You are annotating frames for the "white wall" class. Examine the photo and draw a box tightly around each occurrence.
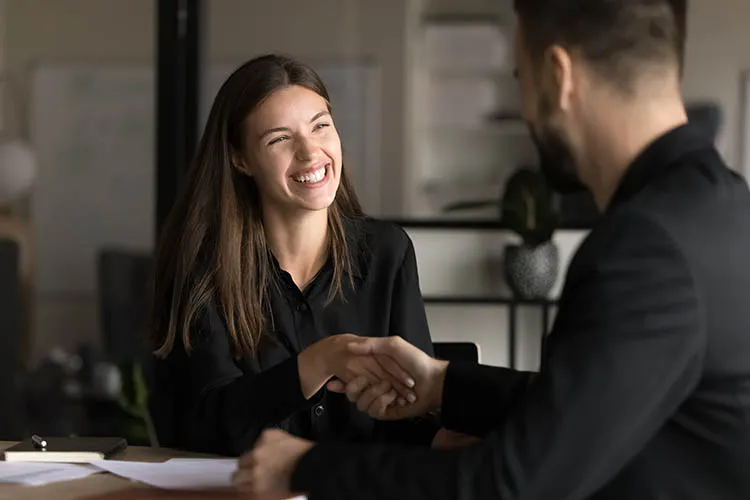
[681,0,750,172]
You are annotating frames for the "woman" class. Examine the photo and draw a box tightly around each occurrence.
[148,54,437,456]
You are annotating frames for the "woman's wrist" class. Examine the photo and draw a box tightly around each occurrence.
[297,338,335,399]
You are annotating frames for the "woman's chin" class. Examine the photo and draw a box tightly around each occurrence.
[288,185,340,212]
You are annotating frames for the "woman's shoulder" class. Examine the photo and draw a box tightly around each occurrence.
[344,217,417,279]
[347,216,414,257]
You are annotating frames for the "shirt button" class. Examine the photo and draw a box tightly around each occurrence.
[297,303,308,312]
[313,404,325,417]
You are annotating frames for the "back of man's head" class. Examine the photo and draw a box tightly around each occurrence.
[513,0,687,92]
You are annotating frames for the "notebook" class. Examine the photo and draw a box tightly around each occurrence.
[2,437,128,463]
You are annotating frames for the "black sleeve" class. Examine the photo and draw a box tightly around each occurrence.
[440,361,532,437]
[290,213,705,500]
[160,305,316,456]
[374,235,440,446]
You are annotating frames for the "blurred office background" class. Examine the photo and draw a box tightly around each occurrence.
[0,0,747,442]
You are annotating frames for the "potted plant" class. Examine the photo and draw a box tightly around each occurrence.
[116,360,158,446]
[443,167,561,299]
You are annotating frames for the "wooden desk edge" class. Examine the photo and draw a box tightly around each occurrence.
[0,441,231,500]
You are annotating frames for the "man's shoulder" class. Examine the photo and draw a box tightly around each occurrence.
[567,208,680,284]
[632,149,750,227]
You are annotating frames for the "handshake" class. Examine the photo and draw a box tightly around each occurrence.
[299,334,450,421]
[233,335,478,497]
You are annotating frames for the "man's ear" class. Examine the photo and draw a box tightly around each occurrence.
[544,45,574,112]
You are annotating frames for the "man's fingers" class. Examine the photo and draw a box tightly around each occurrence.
[375,353,416,389]
[348,337,417,386]
[348,355,416,402]
[357,359,414,399]
[238,451,255,468]
[357,362,386,385]
[232,467,254,490]
[347,339,376,356]
[348,336,403,357]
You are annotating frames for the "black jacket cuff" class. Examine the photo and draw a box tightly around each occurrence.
[441,360,526,436]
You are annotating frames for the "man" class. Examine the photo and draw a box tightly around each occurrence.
[233,0,750,498]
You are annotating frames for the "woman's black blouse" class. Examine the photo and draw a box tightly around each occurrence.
[149,217,439,456]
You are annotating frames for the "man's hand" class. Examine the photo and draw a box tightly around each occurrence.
[233,429,312,500]
[298,334,416,402]
[327,336,449,420]
[431,427,481,449]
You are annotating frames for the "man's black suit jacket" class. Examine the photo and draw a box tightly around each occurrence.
[291,124,750,499]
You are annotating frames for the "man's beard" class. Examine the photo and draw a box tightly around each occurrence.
[528,91,587,194]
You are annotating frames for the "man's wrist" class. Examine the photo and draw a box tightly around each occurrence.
[429,360,450,411]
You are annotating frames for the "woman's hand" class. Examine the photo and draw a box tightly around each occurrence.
[297,334,417,402]
[327,336,449,421]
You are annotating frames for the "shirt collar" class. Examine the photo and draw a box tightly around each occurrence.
[269,215,367,282]
[607,123,715,211]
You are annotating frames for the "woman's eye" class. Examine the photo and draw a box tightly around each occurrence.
[268,136,288,145]
[313,122,330,131]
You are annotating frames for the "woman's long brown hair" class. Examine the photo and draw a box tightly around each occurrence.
[150,54,363,358]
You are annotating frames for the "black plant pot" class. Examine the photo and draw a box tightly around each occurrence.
[504,241,559,299]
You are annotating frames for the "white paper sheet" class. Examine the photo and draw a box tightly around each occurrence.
[90,458,238,491]
[0,462,101,486]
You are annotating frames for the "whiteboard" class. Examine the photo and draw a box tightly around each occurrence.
[30,60,382,293]
[31,64,156,294]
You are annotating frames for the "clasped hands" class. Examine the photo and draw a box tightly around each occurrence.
[232,335,456,499]
[325,334,447,419]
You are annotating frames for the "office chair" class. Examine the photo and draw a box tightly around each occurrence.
[433,342,481,363]
[97,248,154,363]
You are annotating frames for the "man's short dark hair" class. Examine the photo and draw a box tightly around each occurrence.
[514,0,687,90]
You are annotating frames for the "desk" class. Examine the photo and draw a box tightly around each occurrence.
[0,441,243,500]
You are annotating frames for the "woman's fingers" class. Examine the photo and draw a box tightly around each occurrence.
[367,388,398,418]
[355,380,392,413]
[344,375,370,403]
[326,378,345,393]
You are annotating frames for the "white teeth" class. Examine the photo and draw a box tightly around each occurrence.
[293,166,326,183]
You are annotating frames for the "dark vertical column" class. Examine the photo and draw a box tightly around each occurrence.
[155,0,202,239]
[508,303,517,369]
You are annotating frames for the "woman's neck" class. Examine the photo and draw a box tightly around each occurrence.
[263,207,330,290]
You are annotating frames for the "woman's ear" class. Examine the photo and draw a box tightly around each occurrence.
[231,151,253,177]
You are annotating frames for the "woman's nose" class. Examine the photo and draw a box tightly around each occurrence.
[295,136,319,162]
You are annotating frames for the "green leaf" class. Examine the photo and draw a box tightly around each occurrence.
[500,167,560,245]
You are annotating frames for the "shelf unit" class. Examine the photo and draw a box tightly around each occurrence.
[421,294,556,369]
[406,9,533,218]
[390,216,568,369]
[400,2,568,370]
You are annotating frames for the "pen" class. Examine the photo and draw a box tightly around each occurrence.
[31,434,47,449]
